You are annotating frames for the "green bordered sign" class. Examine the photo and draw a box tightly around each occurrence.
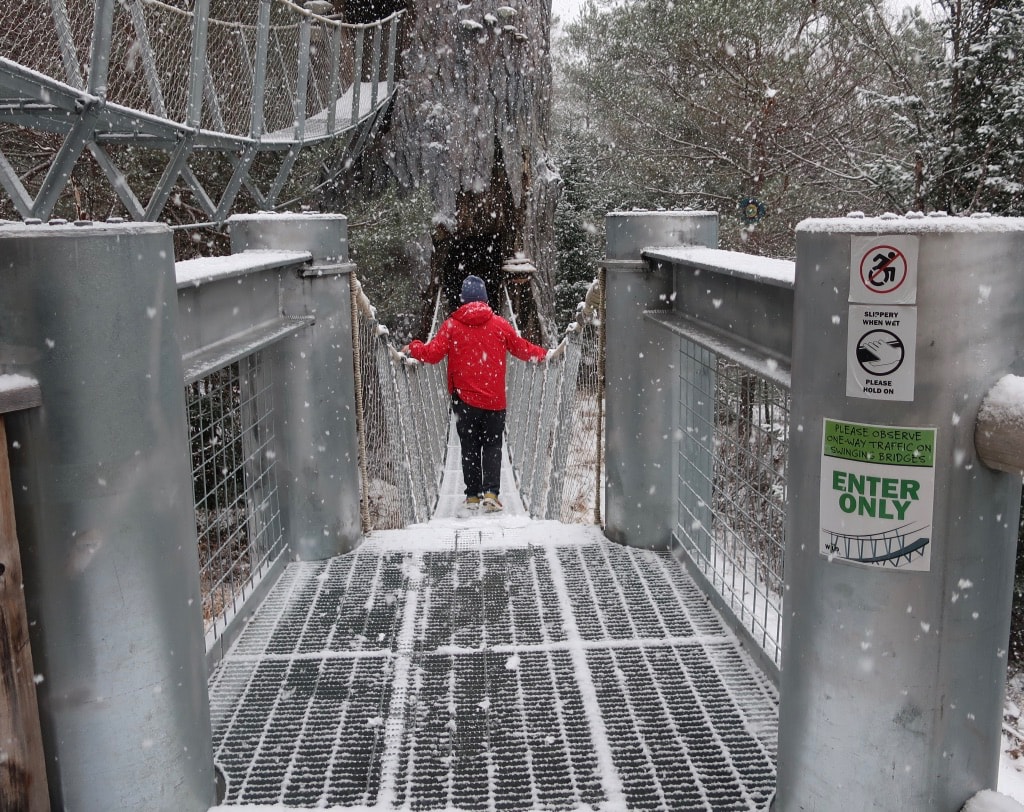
[819,418,936,571]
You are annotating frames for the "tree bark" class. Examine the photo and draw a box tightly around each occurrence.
[350,0,560,342]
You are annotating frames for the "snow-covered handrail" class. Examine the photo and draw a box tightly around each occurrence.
[0,373,41,415]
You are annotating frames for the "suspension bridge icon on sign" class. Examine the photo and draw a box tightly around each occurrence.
[822,522,931,567]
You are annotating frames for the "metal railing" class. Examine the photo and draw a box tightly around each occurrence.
[175,213,365,664]
[674,345,788,667]
[0,211,364,808]
[0,0,401,222]
[351,277,450,531]
[506,275,605,523]
[652,243,793,674]
[0,0,399,141]
[187,357,286,653]
[605,216,794,677]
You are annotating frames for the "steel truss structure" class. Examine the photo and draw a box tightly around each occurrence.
[0,0,400,224]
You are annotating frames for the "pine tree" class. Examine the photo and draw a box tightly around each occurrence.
[556,0,928,255]
[929,0,1024,214]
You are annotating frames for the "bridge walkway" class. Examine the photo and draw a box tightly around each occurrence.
[207,425,779,810]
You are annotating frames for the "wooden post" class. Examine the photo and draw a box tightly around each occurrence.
[0,414,50,812]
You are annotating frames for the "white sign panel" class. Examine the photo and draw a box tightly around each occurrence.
[820,418,936,572]
[846,304,917,400]
[849,235,919,304]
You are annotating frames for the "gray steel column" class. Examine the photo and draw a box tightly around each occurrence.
[251,0,272,139]
[87,0,115,98]
[186,0,210,128]
[775,215,1024,811]
[0,221,214,811]
[603,211,718,549]
[229,212,362,560]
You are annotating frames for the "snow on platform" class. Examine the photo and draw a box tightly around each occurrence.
[208,520,778,810]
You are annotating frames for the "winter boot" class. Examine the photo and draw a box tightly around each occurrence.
[481,492,503,512]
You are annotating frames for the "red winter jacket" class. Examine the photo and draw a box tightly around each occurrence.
[406,301,547,410]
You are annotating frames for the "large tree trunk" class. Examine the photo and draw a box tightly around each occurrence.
[340,0,560,342]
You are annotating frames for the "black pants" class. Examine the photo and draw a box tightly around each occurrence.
[452,394,505,496]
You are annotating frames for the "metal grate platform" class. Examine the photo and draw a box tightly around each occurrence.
[209,524,778,810]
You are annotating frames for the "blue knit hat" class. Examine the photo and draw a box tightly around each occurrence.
[460,274,488,304]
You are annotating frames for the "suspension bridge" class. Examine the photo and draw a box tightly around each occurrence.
[3,4,1024,812]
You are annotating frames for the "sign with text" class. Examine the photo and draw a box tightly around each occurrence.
[820,418,936,571]
[850,235,919,304]
[846,305,917,400]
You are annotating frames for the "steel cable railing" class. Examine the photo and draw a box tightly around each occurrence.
[351,276,449,531]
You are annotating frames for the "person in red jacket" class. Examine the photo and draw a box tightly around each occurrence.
[403,274,549,512]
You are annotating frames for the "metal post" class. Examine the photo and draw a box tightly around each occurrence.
[127,0,167,118]
[251,0,272,139]
[295,13,313,140]
[386,15,399,96]
[369,22,382,109]
[0,221,215,811]
[602,211,718,549]
[50,0,84,89]
[187,0,211,128]
[87,0,115,98]
[775,214,1024,811]
[350,29,364,125]
[327,24,341,133]
[228,212,362,560]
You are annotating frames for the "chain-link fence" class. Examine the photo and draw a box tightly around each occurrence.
[674,341,788,666]
[351,276,450,531]
[506,275,605,524]
[187,353,285,650]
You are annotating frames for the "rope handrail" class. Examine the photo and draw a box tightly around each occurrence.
[350,274,605,530]
[505,274,605,523]
[351,276,449,531]
[138,0,402,33]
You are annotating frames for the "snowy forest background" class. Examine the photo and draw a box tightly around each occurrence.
[9,0,1021,663]
[343,0,1024,661]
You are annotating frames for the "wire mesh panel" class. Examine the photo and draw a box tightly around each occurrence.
[205,17,259,135]
[506,276,605,524]
[674,340,788,666]
[103,0,194,121]
[0,0,81,88]
[187,352,286,651]
[352,277,449,531]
